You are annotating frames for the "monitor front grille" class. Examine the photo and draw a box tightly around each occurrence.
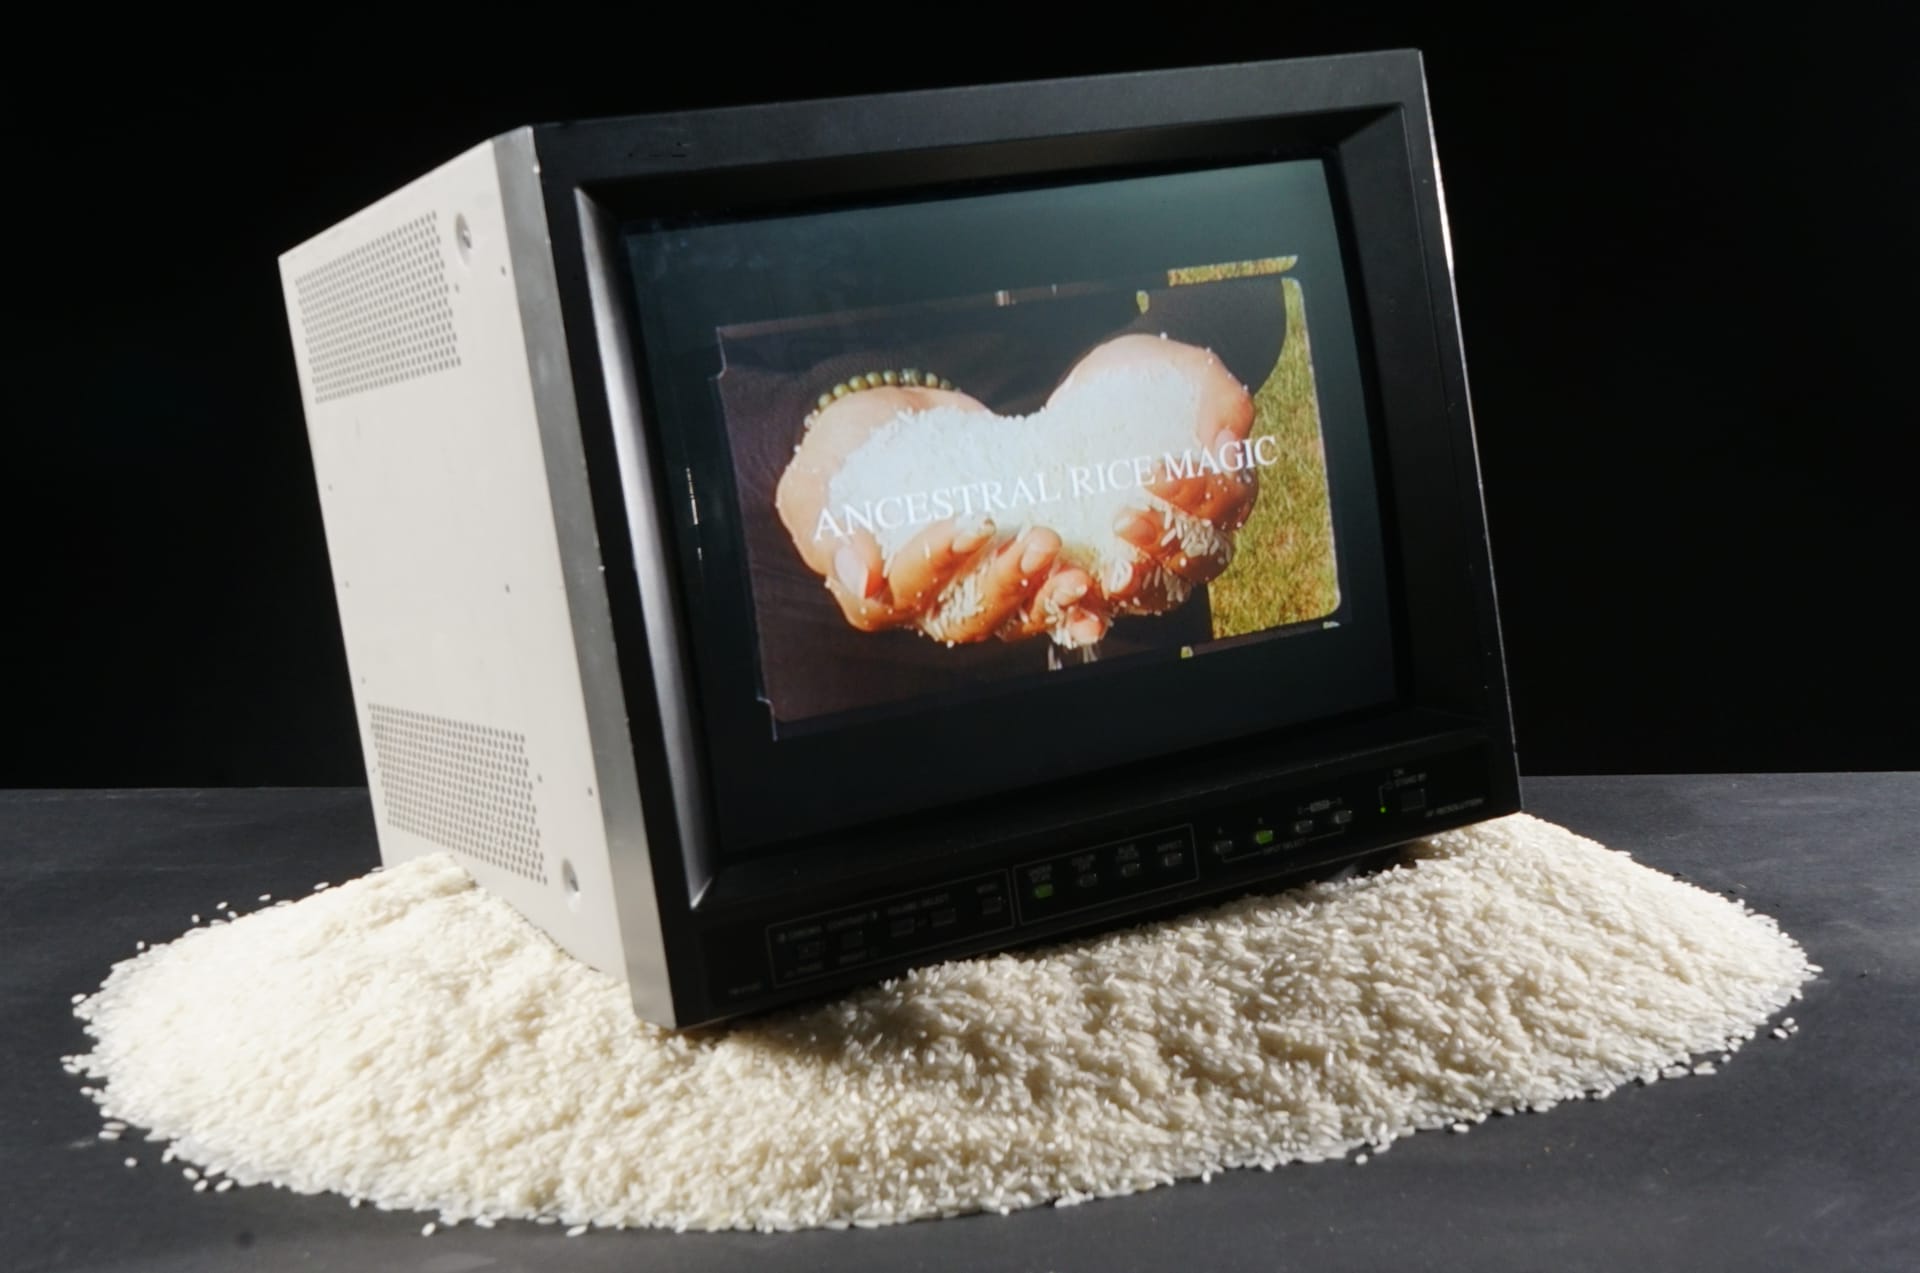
[294,211,460,403]
[368,704,546,883]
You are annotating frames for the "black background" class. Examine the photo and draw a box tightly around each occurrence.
[8,16,1915,786]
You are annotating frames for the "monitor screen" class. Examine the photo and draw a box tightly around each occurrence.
[625,157,1398,857]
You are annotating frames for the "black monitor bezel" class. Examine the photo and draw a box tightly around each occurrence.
[531,50,1515,1015]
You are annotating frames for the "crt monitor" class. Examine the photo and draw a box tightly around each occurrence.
[278,49,1518,1028]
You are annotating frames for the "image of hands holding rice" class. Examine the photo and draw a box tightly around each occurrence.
[717,261,1343,724]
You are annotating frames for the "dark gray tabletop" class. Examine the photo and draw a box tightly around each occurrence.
[5,775,1916,1272]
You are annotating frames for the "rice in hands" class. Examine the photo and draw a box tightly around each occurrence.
[824,365,1234,646]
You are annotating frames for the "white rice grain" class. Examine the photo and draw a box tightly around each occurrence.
[70,814,1812,1233]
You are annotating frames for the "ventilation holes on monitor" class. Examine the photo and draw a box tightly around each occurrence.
[294,211,460,403]
[368,705,546,883]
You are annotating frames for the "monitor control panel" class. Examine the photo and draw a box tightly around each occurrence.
[766,870,1015,988]
[729,743,1494,1007]
[1015,826,1198,925]
[1193,750,1487,874]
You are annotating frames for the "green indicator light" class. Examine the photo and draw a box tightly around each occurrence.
[1379,805,1387,814]
[1033,883,1054,900]
[1253,828,1275,846]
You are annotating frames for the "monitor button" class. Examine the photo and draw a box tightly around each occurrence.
[1291,818,1315,836]
[980,895,1005,917]
[1159,850,1186,871]
[1075,872,1100,890]
[1330,809,1354,827]
[1118,861,1143,880]
[888,916,917,938]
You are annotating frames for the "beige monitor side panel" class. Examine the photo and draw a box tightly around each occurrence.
[276,132,672,1023]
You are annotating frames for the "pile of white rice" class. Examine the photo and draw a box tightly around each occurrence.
[826,364,1229,643]
[68,813,1813,1234]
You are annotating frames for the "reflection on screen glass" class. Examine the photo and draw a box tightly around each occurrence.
[626,158,1397,854]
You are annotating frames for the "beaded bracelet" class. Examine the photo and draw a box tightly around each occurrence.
[806,369,957,427]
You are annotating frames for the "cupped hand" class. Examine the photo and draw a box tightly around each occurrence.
[919,527,1109,647]
[775,385,1099,641]
[1048,334,1258,608]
